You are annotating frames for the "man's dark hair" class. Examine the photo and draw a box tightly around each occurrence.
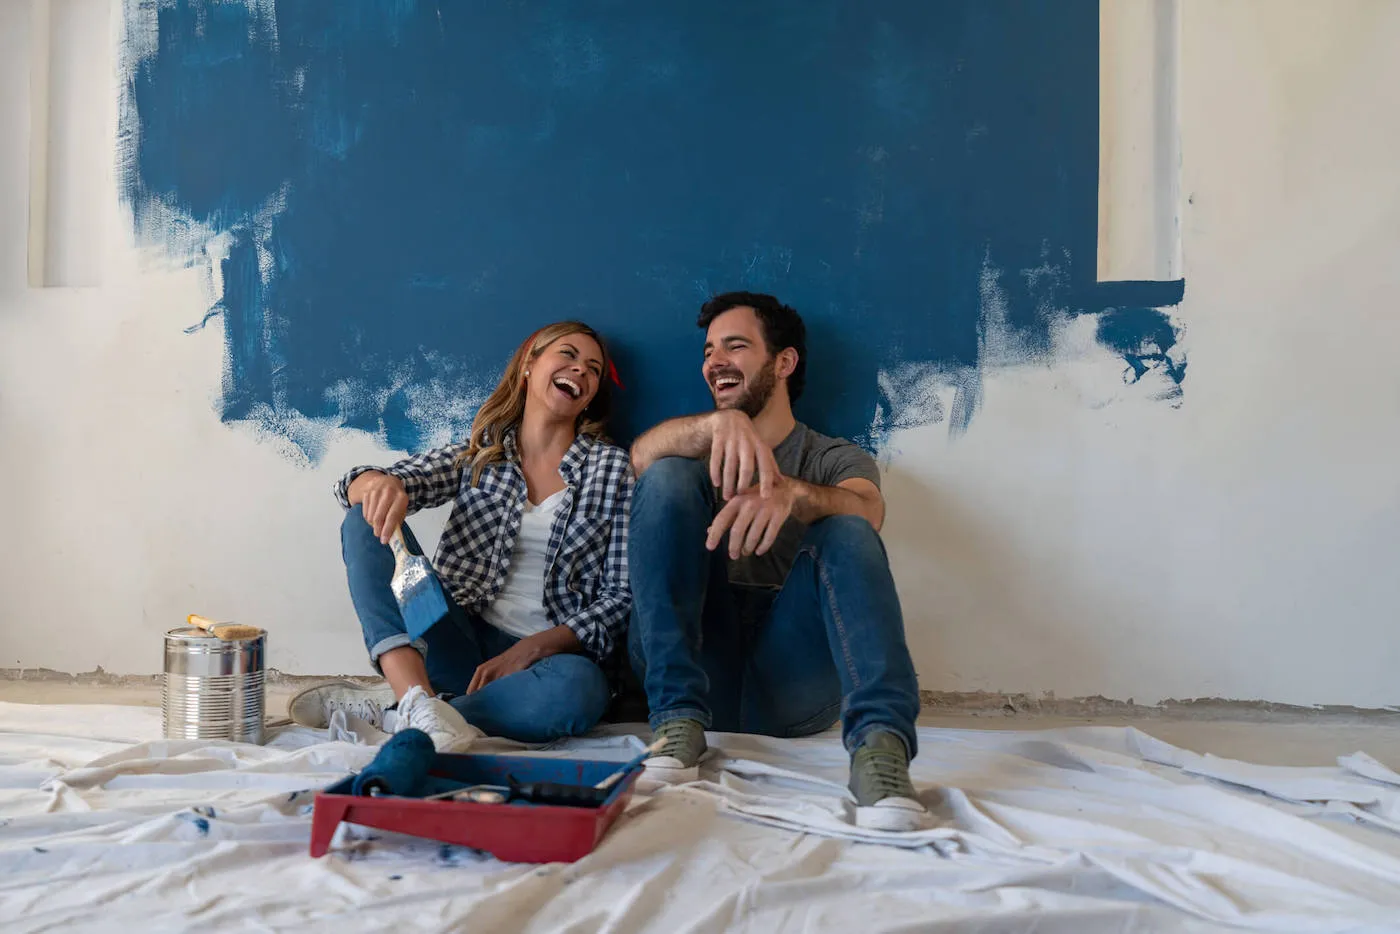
[697,291,808,403]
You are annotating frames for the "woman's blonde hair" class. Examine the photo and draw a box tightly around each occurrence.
[455,321,616,486]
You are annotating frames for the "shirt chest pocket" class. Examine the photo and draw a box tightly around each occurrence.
[446,488,513,574]
[559,514,609,587]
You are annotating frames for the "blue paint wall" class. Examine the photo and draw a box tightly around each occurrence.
[122,0,1183,456]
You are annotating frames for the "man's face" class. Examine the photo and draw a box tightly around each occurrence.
[703,306,777,419]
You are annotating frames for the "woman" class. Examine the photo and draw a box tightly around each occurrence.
[289,322,633,749]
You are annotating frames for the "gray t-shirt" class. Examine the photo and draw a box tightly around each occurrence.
[726,422,882,589]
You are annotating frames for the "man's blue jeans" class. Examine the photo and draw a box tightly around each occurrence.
[627,457,920,756]
[341,504,610,743]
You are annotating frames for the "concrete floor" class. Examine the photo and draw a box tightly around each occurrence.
[3,679,1399,767]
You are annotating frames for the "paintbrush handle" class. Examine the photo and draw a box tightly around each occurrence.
[187,614,220,632]
[593,738,668,790]
[387,526,410,568]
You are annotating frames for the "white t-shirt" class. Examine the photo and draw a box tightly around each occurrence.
[480,488,566,640]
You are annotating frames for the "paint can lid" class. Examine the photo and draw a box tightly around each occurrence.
[164,625,265,643]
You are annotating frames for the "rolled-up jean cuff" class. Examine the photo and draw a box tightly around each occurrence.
[649,706,712,732]
[368,634,428,671]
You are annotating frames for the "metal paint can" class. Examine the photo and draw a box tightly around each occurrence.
[162,626,266,744]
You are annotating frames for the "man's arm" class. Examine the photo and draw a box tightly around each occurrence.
[630,413,715,475]
[709,475,886,558]
[791,477,885,532]
[633,410,781,499]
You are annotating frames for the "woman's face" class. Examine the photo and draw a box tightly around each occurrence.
[526,332,605,421]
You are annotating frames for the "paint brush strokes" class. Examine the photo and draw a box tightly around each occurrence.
[118,0,1185,459]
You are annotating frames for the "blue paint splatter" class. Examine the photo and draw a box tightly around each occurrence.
[120,0,1185,455]
[33,847,48,853]
[1096,307,1187,388]
[180,812,211,836]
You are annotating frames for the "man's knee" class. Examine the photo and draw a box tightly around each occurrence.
[635,456,710,501]
[803,514,882,553]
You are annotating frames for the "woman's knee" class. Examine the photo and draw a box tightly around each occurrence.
[532,654,611,736]
[341,503,376,544]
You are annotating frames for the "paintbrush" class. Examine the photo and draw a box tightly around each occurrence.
[388,526,451,639]
[593,738,668,790]
[187,614,262,641]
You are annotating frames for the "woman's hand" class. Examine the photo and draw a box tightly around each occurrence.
[348,471,409,544]
[467,626,582,693]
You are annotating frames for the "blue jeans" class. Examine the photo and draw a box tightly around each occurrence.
[627,457,921,756]
[341,504,611,743]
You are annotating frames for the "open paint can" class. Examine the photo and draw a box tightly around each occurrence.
[162,625,267,744]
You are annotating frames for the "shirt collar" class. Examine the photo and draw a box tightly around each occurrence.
[502,429,591,487]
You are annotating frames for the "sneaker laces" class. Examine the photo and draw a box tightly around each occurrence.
[399,688,443,734]
[655,720,697,757]
[861,748,916,798]
[327,696,385,726]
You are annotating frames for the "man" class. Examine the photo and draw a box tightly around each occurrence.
[628,291,926,831]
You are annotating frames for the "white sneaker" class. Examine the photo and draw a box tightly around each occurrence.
[288,679,395,729]
[388,685,483,752]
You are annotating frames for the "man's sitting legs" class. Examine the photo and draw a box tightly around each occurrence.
[746,514,926,830]
[628,458,927,828]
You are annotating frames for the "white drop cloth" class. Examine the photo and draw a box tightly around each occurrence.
[2,702,1399,933]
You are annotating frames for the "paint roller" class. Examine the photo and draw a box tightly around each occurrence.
[352,728,438,797]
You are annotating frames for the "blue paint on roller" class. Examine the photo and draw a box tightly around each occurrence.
[351,728,438,797]
[121,1,1187,454]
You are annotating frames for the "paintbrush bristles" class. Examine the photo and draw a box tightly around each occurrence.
[207,624,263,641]
[388,527,451,638]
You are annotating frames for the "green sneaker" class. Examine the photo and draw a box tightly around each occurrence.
[849,731,927,831]
[644,718,708,783]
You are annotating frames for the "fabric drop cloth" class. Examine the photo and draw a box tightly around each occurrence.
[2,701,1399,933]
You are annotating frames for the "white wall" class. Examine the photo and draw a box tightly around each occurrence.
[1,1,1396,707]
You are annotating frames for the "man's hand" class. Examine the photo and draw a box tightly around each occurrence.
[348,471,409,544]
[466,626,581,693]
[707,475,798,558]
[709,410,781,500]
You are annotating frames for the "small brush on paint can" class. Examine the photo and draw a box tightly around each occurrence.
[187,613,263,641]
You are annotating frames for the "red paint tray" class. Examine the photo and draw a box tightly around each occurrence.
[310,751,641,863]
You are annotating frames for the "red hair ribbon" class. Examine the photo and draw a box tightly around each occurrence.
[607,359,625,389]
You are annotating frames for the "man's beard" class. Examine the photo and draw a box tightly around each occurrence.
[713,359,777,419]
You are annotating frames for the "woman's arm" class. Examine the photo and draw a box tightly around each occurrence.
[465,624,581,693]
[334,441,469,514]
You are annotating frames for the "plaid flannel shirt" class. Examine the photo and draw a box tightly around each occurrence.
[334,432,633,664]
